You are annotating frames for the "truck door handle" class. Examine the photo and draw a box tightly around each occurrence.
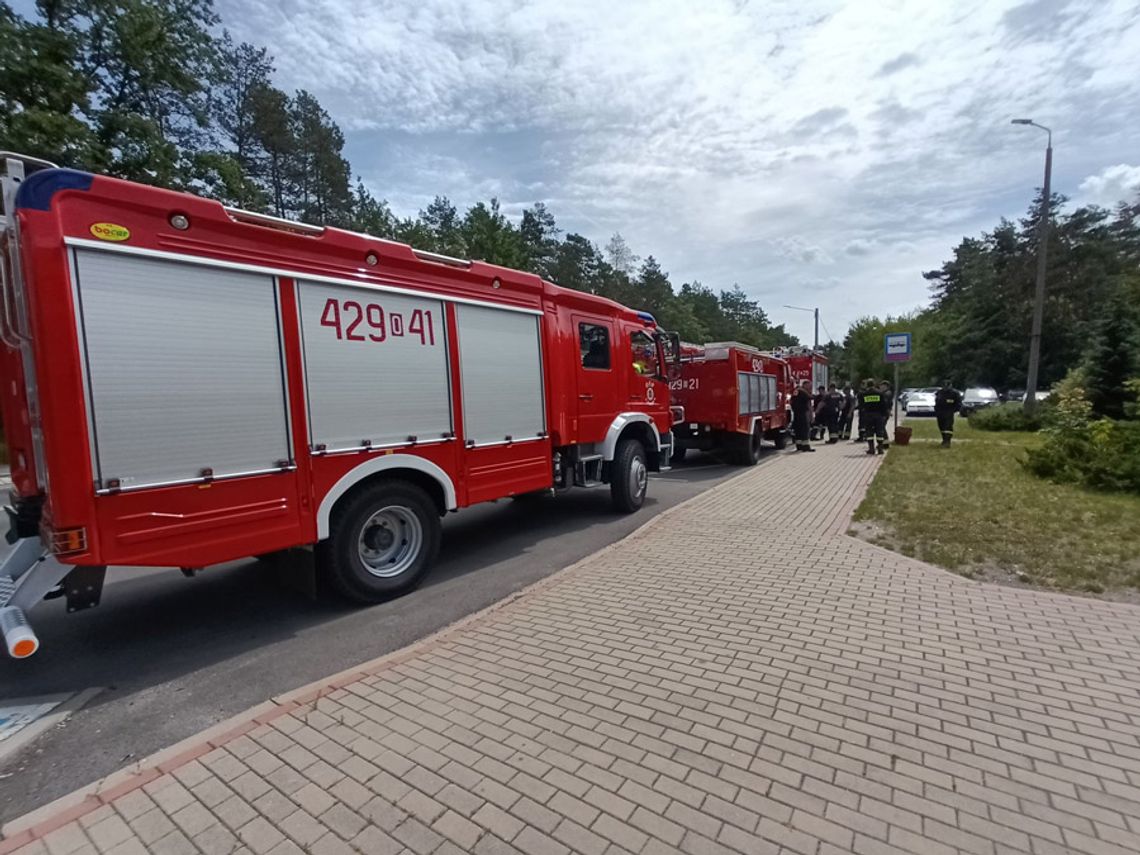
[579,393,593,401]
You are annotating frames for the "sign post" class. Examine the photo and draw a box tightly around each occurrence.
[884,333,912,429]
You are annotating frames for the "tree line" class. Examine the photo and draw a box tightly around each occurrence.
[0,0,797,350]
[834,190,1140,394]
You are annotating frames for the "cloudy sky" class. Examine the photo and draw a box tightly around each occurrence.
[216,0,1140,344]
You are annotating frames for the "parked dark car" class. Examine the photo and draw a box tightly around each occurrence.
[962,386,1000,416]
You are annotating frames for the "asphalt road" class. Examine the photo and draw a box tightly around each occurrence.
[0,452,761,824]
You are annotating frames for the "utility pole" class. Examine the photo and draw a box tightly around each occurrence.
[784,305,820,350]
[1012,119,1053,413]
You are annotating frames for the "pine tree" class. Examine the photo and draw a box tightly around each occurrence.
[351,180,396,239]
[462,199,526,268]
[248,84,293,217]
[209,34,274,208]
[519,202,560,278]
[78,0,223,187]
[1085,291,1139,420]
[420,197,466,257]
[0,5,100,166]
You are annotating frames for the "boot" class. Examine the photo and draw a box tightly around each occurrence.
[797,444,816,453]
[866,441,875,455]
[941,434,951,448]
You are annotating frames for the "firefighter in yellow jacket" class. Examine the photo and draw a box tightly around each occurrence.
[859,379,889,455]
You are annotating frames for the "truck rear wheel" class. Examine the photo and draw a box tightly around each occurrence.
[611,438,648,513]
[773,430,788,450]
[746,428,762,465]
[671,444,687,464]
[320,480,441,603]
[734,430,761,466]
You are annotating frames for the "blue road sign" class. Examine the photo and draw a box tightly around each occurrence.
[884,332,912,363]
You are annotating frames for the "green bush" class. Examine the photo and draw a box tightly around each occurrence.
[1023,385,1140,494]
[970,401,1043,432]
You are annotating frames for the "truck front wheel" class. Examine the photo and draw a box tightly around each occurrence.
[611,438,648,513]
[320,480,441,603]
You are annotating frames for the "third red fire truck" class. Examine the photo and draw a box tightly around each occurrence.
[775,345,830,392]
[0,153,679,658]
[669,342,793,465]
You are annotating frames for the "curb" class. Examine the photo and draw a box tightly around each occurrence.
[0,461,767,849]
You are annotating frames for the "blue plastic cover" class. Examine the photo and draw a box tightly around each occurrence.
[14,168,94,212]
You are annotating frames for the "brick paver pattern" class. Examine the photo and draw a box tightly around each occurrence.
[10,444,1140,855]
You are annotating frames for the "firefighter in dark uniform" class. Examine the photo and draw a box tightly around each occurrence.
[820,383,844,443]
[811,385,826,440]
[839,385,856,440]
[934,380,963,447]
[790,380,815,452]
[859,379,889,455]
[854,381,870,443]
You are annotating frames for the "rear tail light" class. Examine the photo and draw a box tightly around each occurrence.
[44,525,87,556]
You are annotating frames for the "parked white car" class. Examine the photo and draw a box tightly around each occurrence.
[905,389,937,416]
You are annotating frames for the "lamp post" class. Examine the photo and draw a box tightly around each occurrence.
[1011,118,1052,413]
[784,305,819,350]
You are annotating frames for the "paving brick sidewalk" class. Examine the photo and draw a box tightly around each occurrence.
[4,442,1140,855]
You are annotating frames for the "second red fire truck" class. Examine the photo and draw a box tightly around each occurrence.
[669,342,793,465]
[0,154,680,657]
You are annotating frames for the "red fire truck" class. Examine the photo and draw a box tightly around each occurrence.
[669,342,792,465]
[774,346,829,392]
[0,154,678,658]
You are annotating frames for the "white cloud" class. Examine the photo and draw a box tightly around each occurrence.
[1076,164,1140,208]
[216,0,1140,345]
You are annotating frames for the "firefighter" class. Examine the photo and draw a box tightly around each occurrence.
[854,380,870,443]
[820,383,844,443]
[878,380,894,426]
[839,384,856,440]
[934,380,963,447]
[791,380,815,452]
[811,385,826,440]
[859,379,889,455]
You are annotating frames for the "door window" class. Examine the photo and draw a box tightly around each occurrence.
[580,323,611,370]
[630,331,660,378]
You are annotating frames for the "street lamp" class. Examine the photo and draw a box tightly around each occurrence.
[784,305,819,350]
[1011,118,1053,413]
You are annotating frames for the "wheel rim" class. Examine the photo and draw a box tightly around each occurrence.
[357,505,423,578]
[631,455,647,500]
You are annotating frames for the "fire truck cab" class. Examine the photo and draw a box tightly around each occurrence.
[0,154,677,657]
[669,341,792,465]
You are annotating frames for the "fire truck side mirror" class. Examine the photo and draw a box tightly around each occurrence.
[659,332,681,381]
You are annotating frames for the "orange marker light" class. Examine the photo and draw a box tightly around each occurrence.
[11,637,37,658]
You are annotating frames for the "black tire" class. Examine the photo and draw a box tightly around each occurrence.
[747,428,762,465]
[318,480,441,603]
[773,430,788,450]
[671,443,687,464]
[733,430,761,466]
[610,438,648,513]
